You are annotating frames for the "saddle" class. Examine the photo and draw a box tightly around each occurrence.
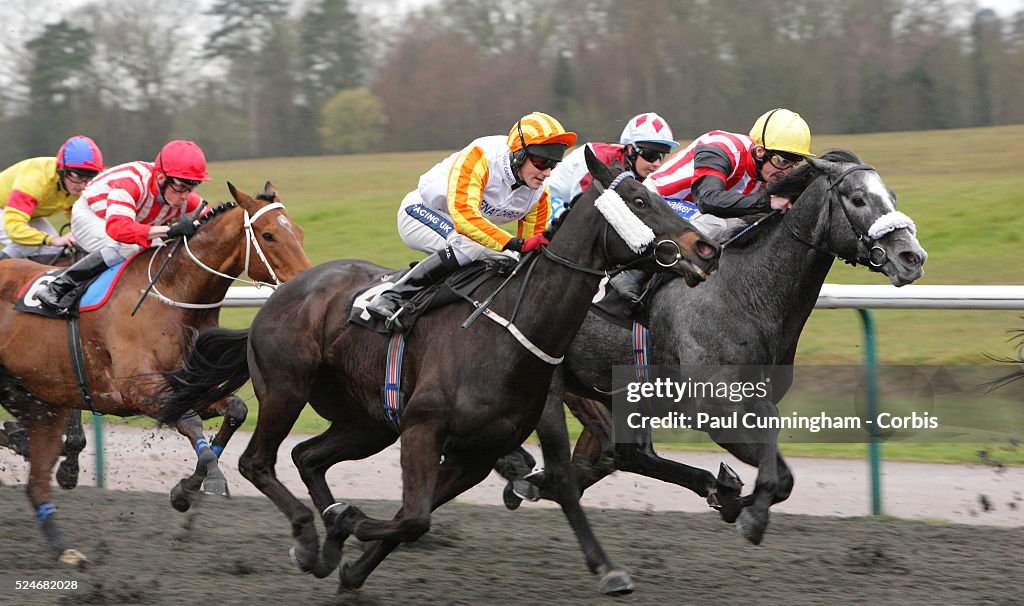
[590,272,675,329]
[349,258,517,334]
[15,261,130,319]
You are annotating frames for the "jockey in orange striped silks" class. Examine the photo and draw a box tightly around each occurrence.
[366,112,577,331]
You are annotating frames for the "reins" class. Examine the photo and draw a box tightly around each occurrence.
[459,170,689,365]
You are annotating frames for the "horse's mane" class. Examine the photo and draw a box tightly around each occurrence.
[766,149,862,200]
[548,165,635,238]
[725,149,863,251]
[198,201,238,225]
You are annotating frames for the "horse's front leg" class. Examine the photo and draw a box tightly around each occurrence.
[346,421,445,545]
[711,399,794,545]
[339,451,497,591]
[612,424,745,523]
[169,409,229,513]
[24,406,86,564]
[291,419,397,579]
[56,411,86,490]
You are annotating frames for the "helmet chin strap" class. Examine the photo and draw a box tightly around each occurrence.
[623,144,639,174]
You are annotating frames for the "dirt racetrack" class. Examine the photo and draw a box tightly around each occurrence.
[0,483,1021,606]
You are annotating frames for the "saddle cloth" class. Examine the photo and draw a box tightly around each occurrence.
[590,273,675,329]
[15,260,130,319]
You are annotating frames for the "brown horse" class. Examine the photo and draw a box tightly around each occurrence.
[156,149,720,595]
[0,182,311,563]
[0,246,91,487]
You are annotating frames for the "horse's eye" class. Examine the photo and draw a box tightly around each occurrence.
[633,197,647,208]
[850,196,866,207]
[262,232,275,242]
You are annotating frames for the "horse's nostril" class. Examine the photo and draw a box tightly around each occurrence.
[696,240,718,259]
[900,251,920,267]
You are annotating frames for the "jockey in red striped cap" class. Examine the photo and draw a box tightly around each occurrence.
[0,136,104,261]
[546,112,679,220]
[36,140,211,313]
[366,111,577,331]
[610,109,814,302]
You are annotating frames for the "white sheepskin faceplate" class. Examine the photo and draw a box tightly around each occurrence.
[868,211,916,240]
[593,188,655,254]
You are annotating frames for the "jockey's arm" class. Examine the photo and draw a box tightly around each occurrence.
[691,146,770,218]
[3,194,51,247]
[518,189,551,239]
[105,212,162,247]
[446,146,512,252]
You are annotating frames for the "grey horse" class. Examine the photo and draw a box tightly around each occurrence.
[497,149,928,547]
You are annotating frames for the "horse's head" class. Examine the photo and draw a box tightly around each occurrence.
[776,150,927,287]
[222,181,313,284]
[553,146,719,286]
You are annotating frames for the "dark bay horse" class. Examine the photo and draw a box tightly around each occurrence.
[155,149,720,595]
[0,183,311,563]
[498,150,928,545]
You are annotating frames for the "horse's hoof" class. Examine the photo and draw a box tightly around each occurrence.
[736,509,769,545]
[717,462,744,490]
[289,545,315,574]
[202,476,230,498]
[56,460,80,490]
[57,548,87,565]
[338,562,365,591]
[709,492,744,524]
[599,569,634,596]
[170,483,192,512]
[708,464,744,524]
[3,422,29,459]
[502,482,523,510]
[511,479,540,502]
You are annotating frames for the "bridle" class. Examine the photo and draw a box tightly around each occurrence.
[146,201,287,309]
[462,170,701,366]
[541,171,696,278]
[784,163,901,269]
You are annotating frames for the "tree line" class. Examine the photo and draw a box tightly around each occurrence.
[1,0,1020,167]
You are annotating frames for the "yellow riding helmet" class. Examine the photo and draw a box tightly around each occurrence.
[749,108,815,158]
[507,112,578,161]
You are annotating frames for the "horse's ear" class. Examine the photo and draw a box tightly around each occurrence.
[227,181,252,205]
[806,157,842,178]
[584,145,613,188]
[264,181,277,196]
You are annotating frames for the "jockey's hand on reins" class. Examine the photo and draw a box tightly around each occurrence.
[166,215,200,239]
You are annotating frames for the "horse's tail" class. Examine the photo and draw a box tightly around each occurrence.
[985,359,1024,392]
[156,327,252,424]
[983,327,1024,392]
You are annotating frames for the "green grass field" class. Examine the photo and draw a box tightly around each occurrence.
[11,125,1024,465]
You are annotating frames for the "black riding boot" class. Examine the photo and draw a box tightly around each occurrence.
[365,251,459,331]
[608,268,649,303]
[36,250,110,312]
